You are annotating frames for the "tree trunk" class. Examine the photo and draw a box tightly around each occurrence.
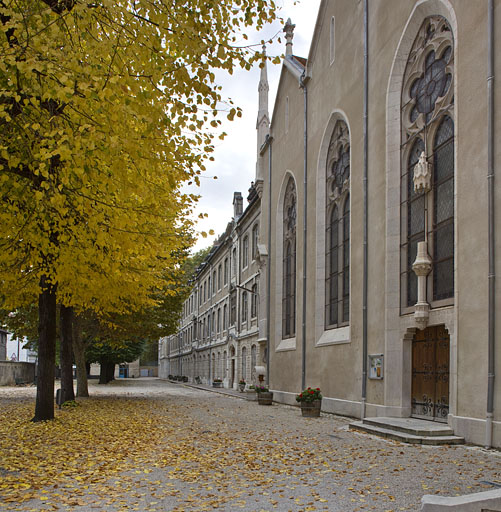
[106,362,115,383]
[59,305,75,403]
[33,277,57,422]
[73,315,89,397]
[99,361,115,384]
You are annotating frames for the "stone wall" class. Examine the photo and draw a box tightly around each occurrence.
[0,361,35,386]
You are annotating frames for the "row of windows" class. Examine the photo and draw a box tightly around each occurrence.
[182,224,260,319]
[172,346,258,382]
[179,287,259,347]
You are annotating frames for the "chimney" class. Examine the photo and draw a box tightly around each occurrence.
[284,18,295,57]
[233,192,243,219]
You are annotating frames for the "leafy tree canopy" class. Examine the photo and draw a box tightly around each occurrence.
[0,0,277,315]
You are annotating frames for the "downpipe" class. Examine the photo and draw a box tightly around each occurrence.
[485,0,495,450]
[361,0,369,419]
[300,72,308,391]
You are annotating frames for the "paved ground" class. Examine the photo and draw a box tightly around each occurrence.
[0,378,499,512]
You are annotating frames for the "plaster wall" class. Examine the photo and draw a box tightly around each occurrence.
[265,0,501,446]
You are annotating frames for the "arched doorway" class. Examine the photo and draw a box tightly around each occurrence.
[230,346,236,388]
[411,325,449,422]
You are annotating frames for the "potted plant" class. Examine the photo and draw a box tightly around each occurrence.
[212,378,223,388]
[256,385,273,405]
[238,379,246,392]
[296,387,322,417]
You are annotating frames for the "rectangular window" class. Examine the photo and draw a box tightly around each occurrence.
[241,292,248,323]
[242,237,249,268]
[230,293,236,326]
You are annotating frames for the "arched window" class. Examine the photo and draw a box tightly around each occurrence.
[251,283,258,318]
[252,224,259,259]
[241,346,247,380]
[217,264,222,290]
[251,345,257,381]
[325,119,350,328]
[232,248,237,277]
[282,177,296,338]
[400,16,454,309]
[241,291,248,323]
[224,258,229,285]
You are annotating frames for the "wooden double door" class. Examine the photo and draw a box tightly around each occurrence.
[411,325,450,422]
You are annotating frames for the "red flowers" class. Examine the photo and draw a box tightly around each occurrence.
[296,387,322,403]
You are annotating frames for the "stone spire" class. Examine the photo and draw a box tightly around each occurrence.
[257,44,269,126]
[255,45,270,184]
[284,18,295,57]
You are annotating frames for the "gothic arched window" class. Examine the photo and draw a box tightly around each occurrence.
[401,16,454,309]
[282,177,296,338]
[325,119,350,328]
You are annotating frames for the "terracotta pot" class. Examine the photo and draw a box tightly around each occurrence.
[257,391,273,405]
[300,399,321,417]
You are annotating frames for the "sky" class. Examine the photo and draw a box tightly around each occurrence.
[186,0,321,252]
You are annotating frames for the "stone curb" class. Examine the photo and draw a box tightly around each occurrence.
[421,488,501,511]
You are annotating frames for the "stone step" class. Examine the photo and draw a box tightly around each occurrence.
[350,421,465,445]
[362,416,455,437]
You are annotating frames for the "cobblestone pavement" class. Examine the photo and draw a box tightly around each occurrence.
[0,378,499,512]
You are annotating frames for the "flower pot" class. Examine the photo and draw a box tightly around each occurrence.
[212,381,223,388]
[257,391,273,405]
[239,383,246,392]
[300,399,322,417]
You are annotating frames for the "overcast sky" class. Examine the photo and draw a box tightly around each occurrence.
[186,0,321,252]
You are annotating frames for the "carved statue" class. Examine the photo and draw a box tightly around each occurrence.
[413,151,432,194]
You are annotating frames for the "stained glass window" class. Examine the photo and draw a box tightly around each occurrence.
[401,16,454,310]
[325,119,350,328]
[283,177,296,338]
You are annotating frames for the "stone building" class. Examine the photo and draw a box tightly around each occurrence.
[161,0,500,448]
[159,187,265,388]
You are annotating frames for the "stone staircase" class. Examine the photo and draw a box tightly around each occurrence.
[349,417,464,445]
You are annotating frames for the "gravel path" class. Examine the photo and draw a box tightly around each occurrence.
[0,378,499,512]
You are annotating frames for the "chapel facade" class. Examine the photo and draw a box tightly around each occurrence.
[160,0,501,448]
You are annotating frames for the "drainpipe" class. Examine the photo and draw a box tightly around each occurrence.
[264,135,273,386]
[486,0,495,449]
[209,264,213,383]
[300,72,308,391]
[361,0,369,419]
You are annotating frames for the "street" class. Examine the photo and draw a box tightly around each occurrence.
[0,379,499,512]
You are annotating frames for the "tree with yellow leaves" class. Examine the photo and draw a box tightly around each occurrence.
[0,0,277,420]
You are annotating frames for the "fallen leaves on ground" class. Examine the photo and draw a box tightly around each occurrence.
[0,388,499,512]
[0,397,168,507]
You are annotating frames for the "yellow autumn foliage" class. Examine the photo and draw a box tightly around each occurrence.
[0,0,277,314]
